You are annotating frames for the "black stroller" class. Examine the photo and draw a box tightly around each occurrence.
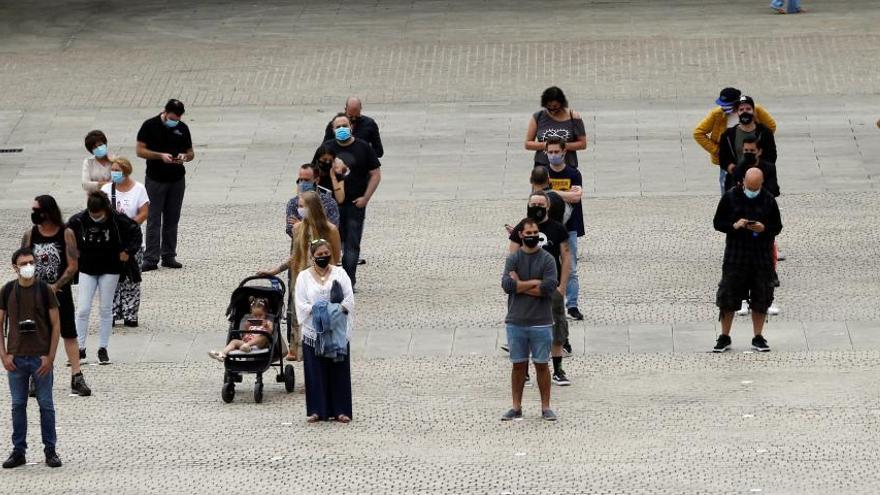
[221,275,295,403]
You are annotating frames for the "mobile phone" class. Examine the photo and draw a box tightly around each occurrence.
[745,220,757,226]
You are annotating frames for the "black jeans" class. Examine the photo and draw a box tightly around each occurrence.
[338,202,366,288]
[144,177,185,264]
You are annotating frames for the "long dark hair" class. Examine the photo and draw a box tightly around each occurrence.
[540,86,568,109]
[86,191,113,216]
[34,195,64,227]
[311,145,337,165]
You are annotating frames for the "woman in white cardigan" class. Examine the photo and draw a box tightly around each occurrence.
[294,239,355,423]
[81,130,114,192]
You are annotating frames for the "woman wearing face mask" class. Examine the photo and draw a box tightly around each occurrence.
[525,86,588,169]
[100,158,150,327]
[67,192,142,365]
[259,191,341,361]
[81,130,114,193]
[294,239,355,423]
[311,145,348,205]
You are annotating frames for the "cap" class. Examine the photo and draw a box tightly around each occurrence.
[715,87,741,107]
[737,95,755,109]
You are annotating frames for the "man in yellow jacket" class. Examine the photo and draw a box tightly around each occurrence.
[693,87,776,194]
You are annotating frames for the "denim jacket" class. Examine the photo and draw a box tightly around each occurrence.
[311,300,349,362]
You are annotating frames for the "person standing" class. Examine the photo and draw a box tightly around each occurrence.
[501,219,558,421]
[67,192,142,365]
[718,95,778,191]
[136,99,194,271]
[101,158,150,327]
[712,169,782,353]
[322,114,382,290]
[525,86,588,169]
[294,240,355,423]
[286,163,340,236]
[323,97,384,158]
[312,145,347,206]
[81,130,114,193]
[508,192,572,386]
[693,88,776,194]
[21,196,91,396]
[1,248,62,468]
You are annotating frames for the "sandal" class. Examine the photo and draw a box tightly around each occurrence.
[307,414,320,423]
[336,414,351,423]
[285,352,298,361]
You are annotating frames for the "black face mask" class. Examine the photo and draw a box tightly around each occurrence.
[739,112,754,125]
[30,210,45,225]
[314,255,331,269]
[741,152,758,166]
[318,160,332,172]
[522,235,540,248]
[527,206,547,222]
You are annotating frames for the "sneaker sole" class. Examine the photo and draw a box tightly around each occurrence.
[98,361,111,365]
[552,380,571,386]
[712,347,730,353]
[751,346,771,352]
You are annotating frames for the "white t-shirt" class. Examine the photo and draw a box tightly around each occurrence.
[101,181,150,220]
[294,266,355,343]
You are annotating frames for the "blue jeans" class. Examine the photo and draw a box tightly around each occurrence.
[566,231,580,309]
[8,356,56,454]
[770,0,801,12]
[505,324,552,364]
[339,202,366,288]
[718,168,727,195]
[76,273,120,349]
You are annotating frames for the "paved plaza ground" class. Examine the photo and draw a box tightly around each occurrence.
[1,0,879,493]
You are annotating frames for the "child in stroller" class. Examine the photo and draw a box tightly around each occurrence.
[209,297,274,361]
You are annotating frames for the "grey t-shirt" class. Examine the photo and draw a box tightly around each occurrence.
[501,249,557,326]
[533,110,587,168]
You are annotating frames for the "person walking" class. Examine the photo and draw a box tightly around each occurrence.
[1,248,63,468]
[693,88,776,194]
[322,96,384,158]
[501,219,558,421]
[21,195,91,396]
[67,192,142,365]
[525,86,588,169]
[294,239,355,423]
[81,130,114,193]
[136,99,194,271]
[101,157,149,327]
[322,114,382,290]
[712,168,782,353]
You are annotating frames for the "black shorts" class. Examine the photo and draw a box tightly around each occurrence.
[56,286,77,339]
[716,266,776,314]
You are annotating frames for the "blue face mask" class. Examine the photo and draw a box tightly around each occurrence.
[164,118,179,128]
[299,181,316,193]
[546,152,565,166]
[111,171,125,184]
[744,187,761,199]
[93,144,108,158]
[334,127,351,142]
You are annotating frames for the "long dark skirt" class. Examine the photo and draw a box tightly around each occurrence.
[302,342,352,420]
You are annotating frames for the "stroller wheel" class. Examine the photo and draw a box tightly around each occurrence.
[221,382,235,403]
[254,382,264,404]
[284,365,296,393]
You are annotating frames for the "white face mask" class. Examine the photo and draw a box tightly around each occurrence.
[297,207,308,219]
[18,263,36,280]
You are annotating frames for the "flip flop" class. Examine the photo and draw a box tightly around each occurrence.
[307,414,320,423]
[336,415,351,423]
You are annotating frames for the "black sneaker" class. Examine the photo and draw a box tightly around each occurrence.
[500,408,523,421]
[123,319,139,328]
[71,373,91,397]
[97,348,110,365]
[161,258,183,269]
[752,335,771,352]
[713,334,732,353]
[567,307,584,320]
[357,258,367,266]
[2,451,26,469]
[79,348,87,364]
[28,378,36,398]
[140,263,158,272]
[552,371,571,386]
[524,374,532,387]
[44,449,62,468]
[562,340,573,357]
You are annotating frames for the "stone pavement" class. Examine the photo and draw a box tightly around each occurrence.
[1,0,880,493]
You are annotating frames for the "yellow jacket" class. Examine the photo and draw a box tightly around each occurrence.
[693,106,776,165]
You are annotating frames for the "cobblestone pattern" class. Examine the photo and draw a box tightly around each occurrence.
[2,352,880,494]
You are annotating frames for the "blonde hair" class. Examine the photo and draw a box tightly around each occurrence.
[290,191,332,274]
[111,157,133,176]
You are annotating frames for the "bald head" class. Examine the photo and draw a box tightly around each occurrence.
[345,97,362,118]
[744,167,764,191]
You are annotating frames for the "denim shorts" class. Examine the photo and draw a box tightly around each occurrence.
[505,324,552,364]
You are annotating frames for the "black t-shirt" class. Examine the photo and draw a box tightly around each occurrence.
[321,138,381,200]
[68,213,123,275]
[509,218,569,281]
[541,187,566,224]
[547,166,585,236]
[136,115,193,182]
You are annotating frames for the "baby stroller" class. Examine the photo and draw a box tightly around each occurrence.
[220,275,295,403]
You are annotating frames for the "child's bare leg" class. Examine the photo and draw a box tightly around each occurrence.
[223,339,244,354]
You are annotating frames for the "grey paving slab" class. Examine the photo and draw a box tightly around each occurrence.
[847,320,880,350]
[628,323,672,353]
[804,321,854,352]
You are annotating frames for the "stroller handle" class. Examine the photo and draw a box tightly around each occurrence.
[238,275,287,294]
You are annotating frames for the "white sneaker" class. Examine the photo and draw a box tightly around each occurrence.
[736,300,750,316]
[776,250,786,261]
[767,305,780,316]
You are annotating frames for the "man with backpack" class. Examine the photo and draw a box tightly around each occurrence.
[0,248,62,469]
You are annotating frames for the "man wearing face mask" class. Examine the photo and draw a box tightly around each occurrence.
[0,248,62,468]
[718,96,778,193]
[729,136,780,198]
[136,98,194,272]
[693,88,776,194]
[508,192,572,386]
[322,97,384,158]
[322,114,382,290]
[286,164,340,238]
[712,168,782,353]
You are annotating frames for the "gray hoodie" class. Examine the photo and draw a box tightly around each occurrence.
[501,249,557,326]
